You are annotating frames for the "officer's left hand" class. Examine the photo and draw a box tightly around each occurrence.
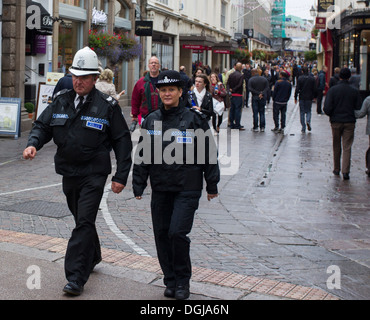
[207,193,218,201]
[111,182,125,194]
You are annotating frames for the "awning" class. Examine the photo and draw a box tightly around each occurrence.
[26,0,53,35]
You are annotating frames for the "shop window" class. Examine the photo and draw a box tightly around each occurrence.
[59,0,81,6]
[360,30,370,91]
[115,0,129,19]
[58,20,82,74]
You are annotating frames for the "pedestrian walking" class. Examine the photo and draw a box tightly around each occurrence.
[248,68,270,132]
[52,71,73,99]
[179,65,193,100]
[271,71,292,134]
[227,62,245,130]
[329,67,340,88]
[22,47,133,295]
[316,65,327,114]
[355,96,370,177]
[132,70,220,300]
[188,73,214,122]
[210,72,227,134]
[242,63,252,107]
[324,68,362,180]
[95,68,125,100]
[294,66,317,133]
[349,68,361,90]
[131,56,161,125]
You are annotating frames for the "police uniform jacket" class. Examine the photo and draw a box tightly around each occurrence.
[133,101,220,197]
[26,88,132,185]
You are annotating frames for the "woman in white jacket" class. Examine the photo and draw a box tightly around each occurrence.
[355,96,370,177]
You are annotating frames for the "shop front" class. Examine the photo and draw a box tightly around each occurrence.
[332,9,370,98]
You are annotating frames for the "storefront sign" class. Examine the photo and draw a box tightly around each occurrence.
[353,17,370,26]
[213,49,232,54]
[318,0,334,13]
[316,17,327,30]
[92,7,107,25]
[135,21,153,36]
[35,35,47,54]
[26,0,53,35]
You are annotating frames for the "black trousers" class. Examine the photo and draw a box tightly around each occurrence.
[151,190,201,288]
[316,90,324,114]
[62,174,107,285]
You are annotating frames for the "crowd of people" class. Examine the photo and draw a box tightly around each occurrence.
[23,48,369,300]
[130,56,369,182]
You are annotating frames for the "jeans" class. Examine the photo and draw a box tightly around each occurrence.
[273,102,287,129]
[299,100,312,132]
[151,190,202,287]
[229,96,243,128]
[252,97,266,129]
[316,90,324,114]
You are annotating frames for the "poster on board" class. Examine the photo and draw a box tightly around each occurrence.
[35,83,54,119]
[0,97,21,139]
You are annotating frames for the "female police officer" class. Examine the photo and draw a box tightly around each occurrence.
[23,47,132,295]
[133,70,220,300]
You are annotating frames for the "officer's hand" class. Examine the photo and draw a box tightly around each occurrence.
[23,146,37,160]
[135,196,142,200]
[111,182,125,194]
[207,193,218,201]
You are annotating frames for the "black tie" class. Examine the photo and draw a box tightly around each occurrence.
[76,96,84,112]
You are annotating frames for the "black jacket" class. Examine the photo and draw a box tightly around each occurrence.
[324,80,362,123]
[187,91,214,120]
[294,74,317,101]
[133,102,220,196]
[248,75,270,99]
[27,88,132,185]
[273,78,292,103]
[227,70,244,95]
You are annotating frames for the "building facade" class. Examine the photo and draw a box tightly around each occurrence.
[285,15,313,56]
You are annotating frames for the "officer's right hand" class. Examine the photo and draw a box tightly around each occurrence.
[135,196,142,200]
[23,146,37,160]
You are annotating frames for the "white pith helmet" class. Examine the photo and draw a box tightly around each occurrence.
[69,47,100,77]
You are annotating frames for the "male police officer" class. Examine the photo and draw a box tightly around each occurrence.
[23,47,132,295]
[133,70,220,300]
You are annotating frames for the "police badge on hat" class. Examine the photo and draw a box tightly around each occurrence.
[156,70,184,88]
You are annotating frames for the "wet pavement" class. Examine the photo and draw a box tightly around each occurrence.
[0,94,369,300]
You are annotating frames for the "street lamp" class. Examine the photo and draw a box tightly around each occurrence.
[310,6,316,17]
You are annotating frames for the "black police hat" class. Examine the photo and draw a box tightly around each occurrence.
[156,70,184,88]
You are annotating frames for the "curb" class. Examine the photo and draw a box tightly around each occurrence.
[0,229,339,300]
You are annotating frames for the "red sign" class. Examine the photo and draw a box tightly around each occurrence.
[315,17,327,30]
[182,44,205,50]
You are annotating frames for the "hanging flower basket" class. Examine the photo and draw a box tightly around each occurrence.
[88,30,142,65]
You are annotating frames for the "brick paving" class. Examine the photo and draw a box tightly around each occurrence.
[0,228,339,300]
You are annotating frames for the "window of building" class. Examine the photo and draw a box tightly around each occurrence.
[221,2,226,29]
[157,0,169,5]
[115,0,129,19]
[58,20,83,73]
[152,34,174,70]
[360,30,370,91]
[59,0,82,6]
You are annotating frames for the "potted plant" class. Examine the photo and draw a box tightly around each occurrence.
[24,102,35,119]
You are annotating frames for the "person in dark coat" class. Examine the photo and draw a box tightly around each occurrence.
[324,68,362,180]
[294,66,317,133]
[272,71,292,133]
[23,47,132,296]
[133,70,220,300]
